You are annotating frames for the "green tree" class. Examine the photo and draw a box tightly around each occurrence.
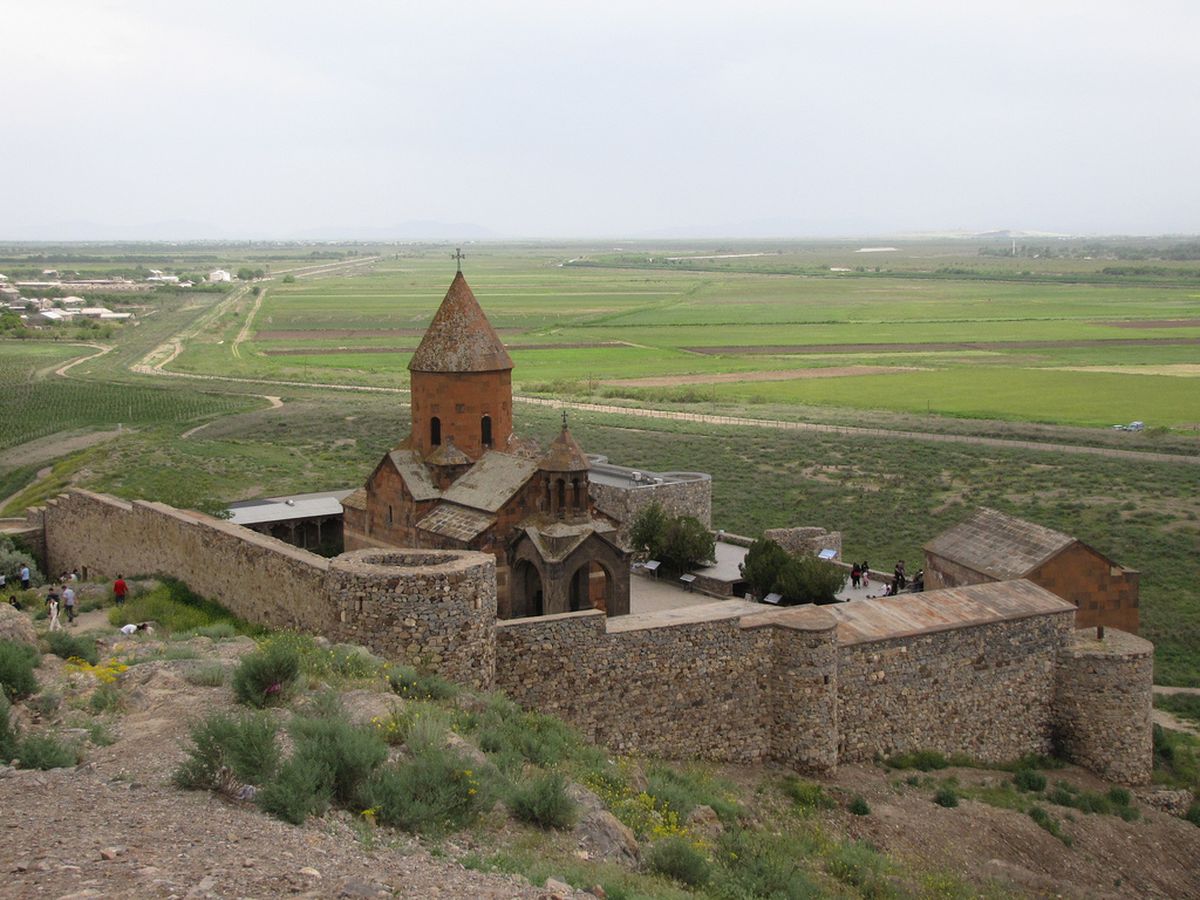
[629,502,669,558]
[776,555,845,605]
[660,515,715,572]
[739,538,789,597]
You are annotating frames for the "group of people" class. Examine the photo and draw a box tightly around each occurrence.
[6,568,132,632]
[0,562,34,593]
[849,561,872,588]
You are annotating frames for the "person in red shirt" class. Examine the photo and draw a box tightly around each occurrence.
[113,575,128,606]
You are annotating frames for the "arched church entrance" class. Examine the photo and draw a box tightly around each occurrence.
[512,559,544,618]
[568,560,613,612]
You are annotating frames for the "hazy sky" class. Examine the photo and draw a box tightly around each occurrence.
[3,0,1197,239]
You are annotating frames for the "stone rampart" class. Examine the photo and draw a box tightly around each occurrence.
[330,549,497,691]
[836,612,1073,764]
[1054,628,1153,784]
[496,610,774,761]
[763,526,843,559]
[40,490,332,632]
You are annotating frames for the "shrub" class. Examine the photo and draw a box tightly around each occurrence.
[782,776,836,810]
[15,733,79,769]
[1013,769,1047,792]
[387,665,457,700]
[257,754,333,825]
[45,631,98,666]
[1106,786,1132,807]
[0,640,38,701]
[508,770,577,830]
[232,641,301,708]
[826,841,888,891]
[713,828,821,899]
[1185,803,1200,827]
[173,711,280,790]
[287,714,387,804]
[0,696,16,762]
[776,554,846,604]
[659,515,715,571]
[184,663,227,687]
[739,538,790,598]
[478,707,576,767]
[358,748,485,834]
[885,749,949,771]
[646,764,740,824]
[1029,805,1071,845]
[88,683,123,713]
[848,795,871,816]
[933,786,959,808]
[645,836,710,887]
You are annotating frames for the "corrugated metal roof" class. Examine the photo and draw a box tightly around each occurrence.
[417,504,495,542]
[227,489,353,526]
[923,508,1075,580]
[822,580,1073,644]
[442,451,538,512]
[387,450,442,502]
[408,273,513,373]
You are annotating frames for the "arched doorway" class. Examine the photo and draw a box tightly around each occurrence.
[512,559,544,618]
[568,560,613,612]
[481,414,493,448]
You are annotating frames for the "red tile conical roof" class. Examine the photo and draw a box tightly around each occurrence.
[409,272,514,373]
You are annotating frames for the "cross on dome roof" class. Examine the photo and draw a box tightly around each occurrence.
[408,272,513,374]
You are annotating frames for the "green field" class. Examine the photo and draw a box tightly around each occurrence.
[154,244,1200,427]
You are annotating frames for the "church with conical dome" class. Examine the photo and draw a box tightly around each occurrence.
[342,270,631,618]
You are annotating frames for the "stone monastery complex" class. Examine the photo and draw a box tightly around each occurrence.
[15,271,1155,785]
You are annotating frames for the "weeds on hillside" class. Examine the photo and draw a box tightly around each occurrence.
[13,732,80,770]
[0,640,38,701]
[507,770,577,830]
[108,578,244,635]
[45,631,99,666]
[173,710,281,791]
[232,641,301,708]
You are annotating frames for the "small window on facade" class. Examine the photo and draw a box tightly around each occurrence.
[481,414,493,447]
[557,478,566,511]
[387,505,393,526]
[430,416,441,446]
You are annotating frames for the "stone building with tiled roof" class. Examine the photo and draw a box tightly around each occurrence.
[923,507,1139,632]
[342,271,631,619]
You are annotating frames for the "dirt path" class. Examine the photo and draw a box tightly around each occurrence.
[181,396,284,440]
[231,288,266,359]
[53,343,112,377]
[269,255,382,278]
[605,366,923,387]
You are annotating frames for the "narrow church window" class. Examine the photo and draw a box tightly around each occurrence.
[481,414,493,447]
[430,416,441,446]
[557,478,566,512]
[387,505,393,526]
[573,478,584,508]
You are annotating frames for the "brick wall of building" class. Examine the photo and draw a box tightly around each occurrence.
[409,369,512,459]
[1028,544,1140,632]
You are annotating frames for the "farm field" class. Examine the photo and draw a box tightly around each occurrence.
[163,243,1200,427]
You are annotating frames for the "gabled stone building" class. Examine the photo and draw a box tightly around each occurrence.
[342,272,631,619]
[923,507,1139,632]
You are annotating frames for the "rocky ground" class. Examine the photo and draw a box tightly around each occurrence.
[1,602,1199,899]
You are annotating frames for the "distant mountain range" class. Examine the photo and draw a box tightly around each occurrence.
[1,220,496,242]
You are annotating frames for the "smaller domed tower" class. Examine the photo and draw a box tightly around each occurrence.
[539,414,591,521]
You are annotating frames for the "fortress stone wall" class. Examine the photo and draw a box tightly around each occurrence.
[588,471,711,545]
[28,490,1153,783]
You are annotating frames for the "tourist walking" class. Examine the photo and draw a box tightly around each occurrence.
[48,598,62,632]
[62,585,77,624]
[113,575,128,606]
[861,561,870,587]
[894,560,907,590]
[19,564,30,591]
[850,563,861,588]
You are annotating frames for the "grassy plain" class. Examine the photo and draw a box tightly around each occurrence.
[162,244,1200,427]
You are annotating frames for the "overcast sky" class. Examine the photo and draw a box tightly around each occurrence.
[2,0,1197,239]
